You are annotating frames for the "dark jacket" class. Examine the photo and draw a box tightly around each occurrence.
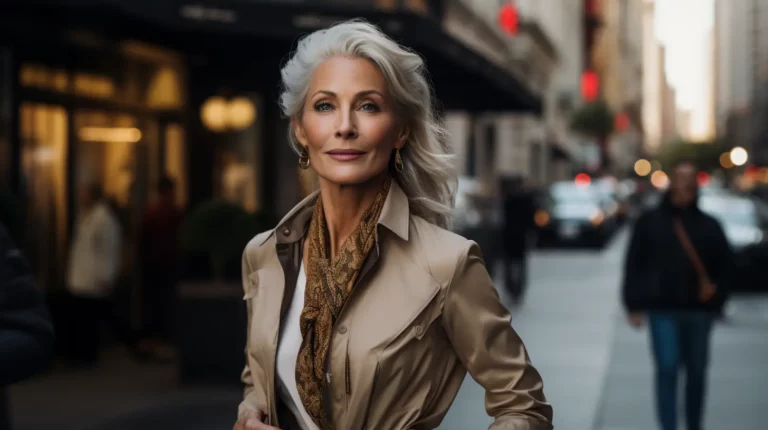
[0,224,55,429]
[623,194,732,313]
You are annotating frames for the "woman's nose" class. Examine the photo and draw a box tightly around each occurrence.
[335,109,358,139]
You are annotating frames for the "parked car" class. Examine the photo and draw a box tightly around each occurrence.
[593,177,627,222]
[699,193,768,292]
[534,181,618,247]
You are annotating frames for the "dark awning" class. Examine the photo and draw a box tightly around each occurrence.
[2,0,542,114]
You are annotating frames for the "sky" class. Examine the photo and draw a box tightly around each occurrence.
[653,0,715,137]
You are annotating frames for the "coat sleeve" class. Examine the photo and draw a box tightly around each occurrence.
[442,242,553,430]
[622,214,650,312]
[0,224,55,385]
[237,247,269,421]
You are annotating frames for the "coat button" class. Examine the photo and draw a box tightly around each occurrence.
[338,326,347,334]
[414,325,423,335]
[282,228,291,236]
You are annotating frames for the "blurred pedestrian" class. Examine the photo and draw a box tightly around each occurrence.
[65,183,142,364]
[234,20,552,430]
[0,223,54,430]
[139,176,183,344]
[501,176,535,304]
[623,160,732,430]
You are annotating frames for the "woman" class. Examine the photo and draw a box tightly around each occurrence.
[234,20,552,430]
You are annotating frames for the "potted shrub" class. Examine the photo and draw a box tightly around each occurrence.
[176,200,277,384]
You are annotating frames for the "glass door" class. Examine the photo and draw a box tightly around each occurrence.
[73,110,158,327]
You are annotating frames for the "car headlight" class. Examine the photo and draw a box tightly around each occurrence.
[590,209,605,226]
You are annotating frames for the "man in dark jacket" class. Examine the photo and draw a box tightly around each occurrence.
[0,223,55,429]
[623,160,731,430]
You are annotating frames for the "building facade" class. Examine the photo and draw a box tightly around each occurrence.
[591,0,645,174]
[715,0,768,164]
[641,0,662,152]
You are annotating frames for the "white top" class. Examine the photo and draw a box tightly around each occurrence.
[67,202,122,297]
[276,263,320,430]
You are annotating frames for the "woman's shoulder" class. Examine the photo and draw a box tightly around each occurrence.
[407,216,479,284]
[242,228,278,273]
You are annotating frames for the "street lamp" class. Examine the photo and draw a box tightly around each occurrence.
[730,146,749,166]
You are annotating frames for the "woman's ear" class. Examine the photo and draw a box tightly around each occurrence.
[396,126,409,149]
[292,117,309,147]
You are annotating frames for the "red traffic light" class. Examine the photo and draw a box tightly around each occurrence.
[581,70,599,101]
[696,171,710,186]
[498,4,519,35]
[575,173,591,187]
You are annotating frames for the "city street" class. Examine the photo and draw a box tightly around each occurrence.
[10,228,768,430]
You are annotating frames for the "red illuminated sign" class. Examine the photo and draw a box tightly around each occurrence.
[498,3,519,35]
[581,70,599,101]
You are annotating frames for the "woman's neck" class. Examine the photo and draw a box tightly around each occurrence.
[318,174,388,257]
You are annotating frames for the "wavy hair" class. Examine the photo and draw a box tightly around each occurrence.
[279,20,456,228]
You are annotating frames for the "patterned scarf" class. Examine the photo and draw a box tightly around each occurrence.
[296,178,391,429]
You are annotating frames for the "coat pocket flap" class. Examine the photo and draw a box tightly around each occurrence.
[243,267,284,300]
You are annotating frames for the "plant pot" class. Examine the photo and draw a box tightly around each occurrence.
[175,280,247,385]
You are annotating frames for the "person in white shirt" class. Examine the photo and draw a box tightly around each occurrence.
[65,183,141,364]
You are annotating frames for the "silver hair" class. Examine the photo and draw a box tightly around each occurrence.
[279,19,457,229]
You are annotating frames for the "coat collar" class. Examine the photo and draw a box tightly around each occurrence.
[259,179,410,246]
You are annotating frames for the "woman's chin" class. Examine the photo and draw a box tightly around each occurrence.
[320,170,386,188]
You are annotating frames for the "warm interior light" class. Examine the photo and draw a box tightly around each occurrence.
[79,127,142,143]
[228,96,257,130]
[201,96,229,132]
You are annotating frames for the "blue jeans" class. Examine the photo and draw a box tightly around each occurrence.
[649,312,714,430]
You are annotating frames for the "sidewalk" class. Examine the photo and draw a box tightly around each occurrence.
[9,351,241,430]
[594,295,768,430]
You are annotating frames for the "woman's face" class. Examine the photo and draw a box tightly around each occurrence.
[294,56,406,186]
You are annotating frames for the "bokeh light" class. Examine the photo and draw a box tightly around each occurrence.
[634,159,652,176]
[650,170,669,189]
[730,146,749,166]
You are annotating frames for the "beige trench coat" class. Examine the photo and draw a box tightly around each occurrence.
[238,181,553,430]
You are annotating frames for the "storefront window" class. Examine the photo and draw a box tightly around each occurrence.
[164,123,188,208]
[19,103,68,289]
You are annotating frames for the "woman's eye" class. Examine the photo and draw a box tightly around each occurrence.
[360,102,380,112]
[314,102,333,112]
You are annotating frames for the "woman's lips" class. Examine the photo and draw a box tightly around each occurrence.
[327,150,366,161]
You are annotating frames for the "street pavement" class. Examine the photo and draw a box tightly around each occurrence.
[10,228,768,429]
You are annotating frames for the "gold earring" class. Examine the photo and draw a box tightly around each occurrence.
[394,148,404,173]
[298,146,310,170]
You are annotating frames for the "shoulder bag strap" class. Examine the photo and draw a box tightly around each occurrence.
[673,217,711,283]
[674,217,717,302]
